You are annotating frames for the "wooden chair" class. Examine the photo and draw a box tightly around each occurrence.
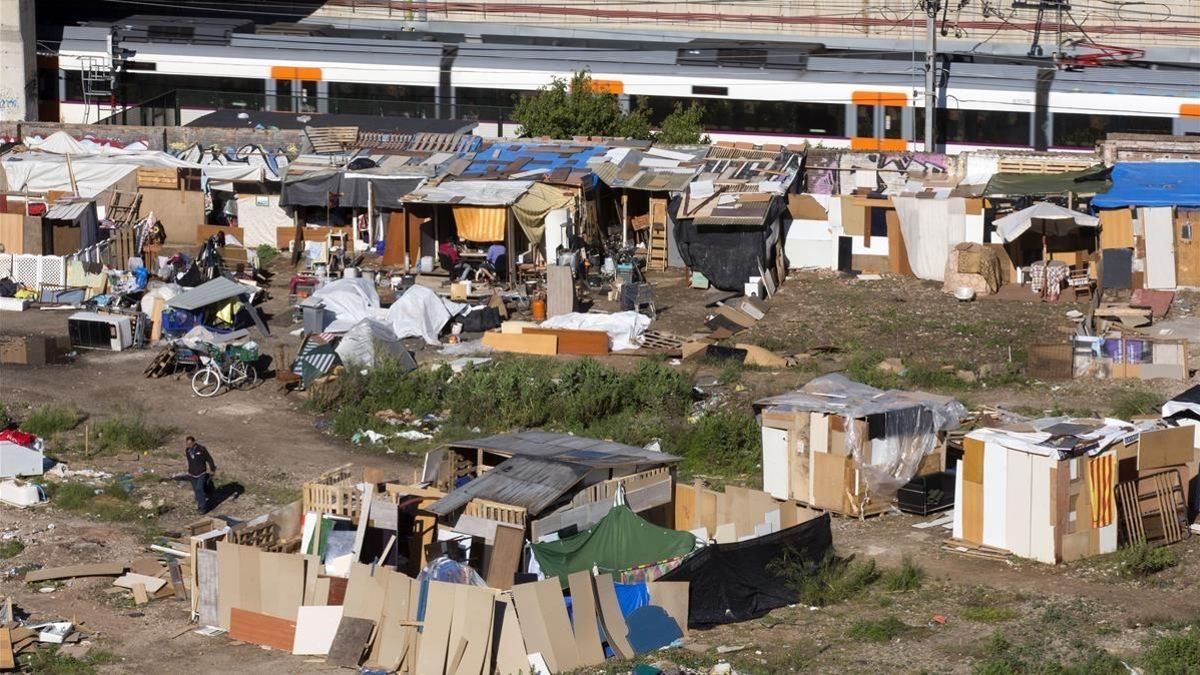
[1066,262,1094,299]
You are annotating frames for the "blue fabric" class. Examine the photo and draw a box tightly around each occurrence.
[614,581,649,618]
[1092,162,1200,208]
[626,605,683,654]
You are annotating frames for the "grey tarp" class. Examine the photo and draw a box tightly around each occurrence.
[280,170,423,209]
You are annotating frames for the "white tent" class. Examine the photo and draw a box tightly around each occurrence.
[992,202,1100,243]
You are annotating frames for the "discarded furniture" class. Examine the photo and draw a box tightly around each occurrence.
[1117,469,1190,547]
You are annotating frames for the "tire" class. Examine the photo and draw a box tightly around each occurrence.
[234,363,259,390]
[191,367,222,397]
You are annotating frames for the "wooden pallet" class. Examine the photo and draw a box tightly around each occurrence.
[1116,469,1189,547]
[229,520,279,549]
[996,157,1097,174]
[941,538,1012,560]
[640,330,685,351]
[144,347,175,378]
[137,167,179,189]
[305,126,359,154]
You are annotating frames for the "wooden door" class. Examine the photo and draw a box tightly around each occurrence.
[1174,208,1200,286]
[884,208,912,275]
[761,426,790,500]
[1142,207,1177,289]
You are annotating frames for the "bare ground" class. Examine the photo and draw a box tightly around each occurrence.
[1,265,1198,673]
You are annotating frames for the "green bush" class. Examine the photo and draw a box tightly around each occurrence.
[1111,389,1162,420]
[21,405,80,439]
[1141,633,1200,675]
[847,615,910,642]
[972,635,1126,675]
[43,481,144,522]
[672,409,761,477]
[882,555,925,592]
[1117,542,1178,578]
[255,244,279,266]
[20,647,117,675]
[0,539,24,559]
[770,551,879,607]
[93,414,176,455]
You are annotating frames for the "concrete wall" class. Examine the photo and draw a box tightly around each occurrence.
[0,120,305,153]
[0,0,36,122]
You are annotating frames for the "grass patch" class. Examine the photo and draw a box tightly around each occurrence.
[770,551,879,607]
[19,647,118,674]
[0,538,25,559]
[962,605,1018,623]
[255,244,279,266]
[881,555,925,592]
[1116,542,1178,578]
[846,615,911,642]
[92,414,176,456]
[1141,632,1200,674]
[42,481,147,522]
[971,634,1127,675]
[1111,389,1162,420]
[20,405,80,439]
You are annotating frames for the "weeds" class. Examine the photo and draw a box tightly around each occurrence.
[847,615,911,642]
[972,634,1125,675]
[881,555,925,592]
[20,405,80,439]
[20,647,118,674]
[0,539,24,559]
[962,605,1018,623]
[770,551,879,607]
[1111,389,1162,420]
[255,244,279,266]
[1117,542,1178,577]
[92,414,176,456]
[42,481,146,522]
[1141,632,1200,675]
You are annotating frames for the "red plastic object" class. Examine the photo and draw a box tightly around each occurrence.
[0,428,39,447]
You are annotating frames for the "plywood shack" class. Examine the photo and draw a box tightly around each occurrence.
[139,184,205,245]
[755,374,963,517]
[952,419,1133,564]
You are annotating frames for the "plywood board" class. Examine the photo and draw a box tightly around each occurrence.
[647,581,690,637]
[593,573,633,660]
[567,572,605,666]
[961,480,984,545]
[292,605,344,655]
[486,523,523,591]
[196,548,219,628]
[312,577,330,606]
[1142,207,1177,289]
[512,578,579,673]
[326,617,375,668]
[415,580,457,675]
[981,442,1009,550]
[230,607,297,652]
[237,542,263,614]
[0,625,14,670]
[963,437,985,484]
[261,551,305,620]
[761,426,790,500]
[546,264,575,317]
[811,451,849,512]
[1028,456,1056,564]
[480,331,557,356]
[1004,450,1033,559]
[452,585,499,675]
[494,598,529,675]
[343,562,388,622]
[1138,426,1195,471]
[216,542,240,630]
[24,563,126,582]
[523,327,609,355]
[371,570,413,670]
[1099,207,1134,249]
[114,573,167,594]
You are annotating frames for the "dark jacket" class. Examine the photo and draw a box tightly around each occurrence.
[185,444,216,477]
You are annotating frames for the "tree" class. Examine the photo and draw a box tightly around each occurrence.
[656,102,710,145]
[511,70,652,140]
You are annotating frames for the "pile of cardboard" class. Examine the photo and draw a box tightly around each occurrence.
[2,593,92,669]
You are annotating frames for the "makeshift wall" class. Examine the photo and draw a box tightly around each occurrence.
[673,219,778,291]
[892,196,966,282]
[0,253,67,292]
[1141,207,1176,289]
[0,213,24,254]
[451,206,507,243]
[237,194,292,249]
[673,482,823,543]
[140,186,205,245]
[784,195,836,270]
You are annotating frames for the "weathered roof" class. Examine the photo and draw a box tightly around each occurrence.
[402,179,533,206]
[166,276,256,311]
[459,142,609,184]
[426,456,590,516]
[357,131,482,155]
[448,431,680,468]
[44,200,95,221]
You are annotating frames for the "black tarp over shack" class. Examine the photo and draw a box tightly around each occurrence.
[671,192,787,291]
[280,170,424,209]
[659,513,833,626]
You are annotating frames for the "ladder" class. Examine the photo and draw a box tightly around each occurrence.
[79,56,115,123]
[647,197,668,271]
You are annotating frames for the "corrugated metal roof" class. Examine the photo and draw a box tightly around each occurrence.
[44,200,95,221]
[427,456,590,516]
[166,277,256,311]
[450,431,680,467]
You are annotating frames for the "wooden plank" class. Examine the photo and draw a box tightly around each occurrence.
[114,573,167,594]
[593,573,634,660]
[885,208,913,276]
[0,625,13,670]
[1099,208,1134,250]
[326,617,375,668]
[302,554,319,606]
[24,563,125,582]
[371,570,413,671]
[962,437,985,484]
[230,607,297,651]
[415,580,456,675]
[312,577,330,606]
[523,328,609,356]
[485,523,523,591]
[261,551,305,621]
[512,578,580,673]
[132,582,149,605]
[292,605,344,655]
[196,548,219,627]
[811,452,850,513]
[343,562,388,622]
[567,572,605,667]
[452,585,498,675]
[494,598,529,675]
[647,581,690,637]
[216,541,240,630]
[480,331,557,356]
[961,480,984,545]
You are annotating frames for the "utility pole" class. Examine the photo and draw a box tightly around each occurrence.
[923,0,939,153]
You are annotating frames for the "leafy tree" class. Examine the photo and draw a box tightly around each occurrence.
[656,102,710,145]
[512,70,651,140]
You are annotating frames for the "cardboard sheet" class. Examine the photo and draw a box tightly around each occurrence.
[647,581,690,637]
[593,573,634,660]
[1138,426,1195,471]
[567,572,605,666]
[415,580,456,675]
[512,578,579,673]
[371,570,413,671]
[292,605,344,655]
[493,598,529,675]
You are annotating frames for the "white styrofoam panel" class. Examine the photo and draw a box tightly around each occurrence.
[1004,450,1033,559]
[952,459,964,541]
[982,442,1008,550]
[1029,455,1056,564]
[761,426,790,501]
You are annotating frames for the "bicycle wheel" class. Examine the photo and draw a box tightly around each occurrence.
[233,362,258,390]
[191,366,223,397]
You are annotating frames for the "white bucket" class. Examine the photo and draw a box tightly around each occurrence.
[343,267,360,278]
[419,256,434,273]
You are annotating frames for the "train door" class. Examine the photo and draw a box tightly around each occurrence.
[850,91,908,152]
[269,67,323,112]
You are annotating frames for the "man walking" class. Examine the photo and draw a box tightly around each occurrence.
[184,436,217,513]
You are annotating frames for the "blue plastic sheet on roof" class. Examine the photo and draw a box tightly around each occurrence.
[1091,162,1200,208]
[462,142,609,176]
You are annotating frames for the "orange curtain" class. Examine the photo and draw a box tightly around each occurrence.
[452,206,507,243]
[1088,453,1115,529]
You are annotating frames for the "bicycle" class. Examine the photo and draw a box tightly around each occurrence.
[190,342,260,397]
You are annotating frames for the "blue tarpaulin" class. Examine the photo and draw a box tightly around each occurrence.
[1091,162,1200,208]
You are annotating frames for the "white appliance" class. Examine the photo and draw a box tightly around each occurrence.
[0,440,44,478]
[67,312,133,351]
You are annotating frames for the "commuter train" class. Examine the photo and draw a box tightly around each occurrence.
[50,17,1200,152]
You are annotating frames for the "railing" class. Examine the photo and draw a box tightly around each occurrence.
[68,219,149,267]
[96,89,515,128]
[569,466,672,508]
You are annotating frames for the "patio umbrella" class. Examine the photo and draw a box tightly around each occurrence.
[993,201,1100,243]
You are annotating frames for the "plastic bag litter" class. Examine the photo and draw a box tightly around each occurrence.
[417,555,487,587]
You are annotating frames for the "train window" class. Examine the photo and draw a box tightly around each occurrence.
[1053,113,1172,148]
[117,72,264,107]
[631,95,845,136]
[456,87,528,121]
[915,108,1031,146]
[856,106,874,137]
[692,85,728,96]
[328,82,436,117]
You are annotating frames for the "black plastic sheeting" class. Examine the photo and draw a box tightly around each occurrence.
[659,513,833,627]
[670,196,784,291]
[280,171,422,209]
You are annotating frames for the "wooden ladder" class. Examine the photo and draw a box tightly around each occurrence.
[648,196,669,271]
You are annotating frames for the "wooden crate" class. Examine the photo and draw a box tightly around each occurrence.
[137,167,180,189]
[301,464,360,518]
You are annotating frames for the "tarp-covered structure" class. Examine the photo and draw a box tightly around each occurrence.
[308,278,467,346]
[992,201,1100,243]
[983,165,1110,197]
[659,513,833,626]
[279,170,424,209]
[402,180,533,243]
[531,504,697,587]
[1092,162,1200,208]
[671,191,787,291]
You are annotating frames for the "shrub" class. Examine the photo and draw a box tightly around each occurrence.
[1117,542,1178,577]
[962,605,1018,623]
[93,414,176,455]
[1111,389,1162,420]
[882,555,925,592]
[770,550,879,607]
[21,405,79,439]
[255,244,279,266]
[972,635,1126,675]
[1141,633,1200,675]
[847,615,910,642]
[43,481,144,522]
[672,409,761,477]
[0,539,24,559]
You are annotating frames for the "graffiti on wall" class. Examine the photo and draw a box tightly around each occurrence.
[804,154,839,195]
[841,152,950,195]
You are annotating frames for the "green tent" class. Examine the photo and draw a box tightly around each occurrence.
[532,504,697,587]
[983,165,1110,197]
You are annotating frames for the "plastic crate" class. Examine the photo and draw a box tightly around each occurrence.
[896,471,956,516]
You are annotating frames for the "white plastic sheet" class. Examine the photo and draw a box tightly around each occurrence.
[310,278,383,333]
[386,284,467,346]
[335,318,417,369]
[539,311,650,351]
[893,196,966,282]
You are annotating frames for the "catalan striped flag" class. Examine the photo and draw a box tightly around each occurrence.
[1088,453,1116,529]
